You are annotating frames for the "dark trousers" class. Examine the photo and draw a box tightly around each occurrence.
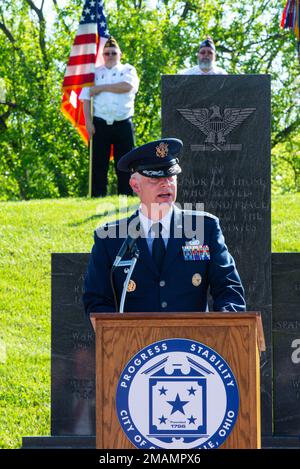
[91,117,134,197]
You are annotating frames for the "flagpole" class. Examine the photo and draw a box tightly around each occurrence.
[88,97,94,198]
[60,0,109,196]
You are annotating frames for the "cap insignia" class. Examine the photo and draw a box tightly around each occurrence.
[156,142,169,158]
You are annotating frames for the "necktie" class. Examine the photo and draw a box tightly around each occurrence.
[151,222,166,272]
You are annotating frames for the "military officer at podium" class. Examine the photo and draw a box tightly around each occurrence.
[180,36,227,75]
[83,138,245,316]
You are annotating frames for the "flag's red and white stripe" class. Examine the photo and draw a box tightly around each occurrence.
[61,1,109,144]
[62,24,99,89]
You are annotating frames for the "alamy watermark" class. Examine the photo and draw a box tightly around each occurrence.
[95,197,205,243]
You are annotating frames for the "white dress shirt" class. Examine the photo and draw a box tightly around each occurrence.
[139,207,173,253]
[180,64,227,75]
[79,63,139,124]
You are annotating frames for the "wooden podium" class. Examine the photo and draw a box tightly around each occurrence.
[90,312,265,449]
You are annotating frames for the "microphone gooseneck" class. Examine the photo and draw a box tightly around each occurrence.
[110,223,140,313]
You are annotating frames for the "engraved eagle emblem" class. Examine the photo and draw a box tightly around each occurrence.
[177,106,256,145]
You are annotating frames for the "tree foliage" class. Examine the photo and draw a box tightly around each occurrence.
[0,0,299,200]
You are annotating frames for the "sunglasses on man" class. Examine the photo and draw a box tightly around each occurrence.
[103,51,118,56]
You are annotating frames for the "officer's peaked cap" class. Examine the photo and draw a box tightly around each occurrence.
[117,138,183,178]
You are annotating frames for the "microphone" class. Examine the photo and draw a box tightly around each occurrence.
[112,235,139,268]
[110,221,140,312]
[112,222,140,269]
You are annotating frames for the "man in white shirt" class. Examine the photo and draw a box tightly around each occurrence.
[79,37,139,197]
[180,36,227,75]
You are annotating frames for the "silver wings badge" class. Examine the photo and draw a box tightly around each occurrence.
[177,105,256,152]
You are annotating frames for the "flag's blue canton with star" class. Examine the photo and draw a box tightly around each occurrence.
[80,0,110,38]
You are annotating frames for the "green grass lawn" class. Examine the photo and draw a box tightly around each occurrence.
[272,193,300,251]
[0,194,299,448]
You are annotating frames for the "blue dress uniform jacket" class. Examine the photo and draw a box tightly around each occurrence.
[83,206,246,315]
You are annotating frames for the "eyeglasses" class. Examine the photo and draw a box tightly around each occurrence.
[103,51,118,56]
[198,50,214,55]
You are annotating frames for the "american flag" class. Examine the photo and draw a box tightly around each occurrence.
[61,0,110,143]
[280,0,300,63]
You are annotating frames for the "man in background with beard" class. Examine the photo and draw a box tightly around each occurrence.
[180,36,227,75]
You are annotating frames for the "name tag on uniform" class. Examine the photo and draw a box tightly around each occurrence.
[182,240,210,261]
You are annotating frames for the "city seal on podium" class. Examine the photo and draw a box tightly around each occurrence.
[116,338,239,449]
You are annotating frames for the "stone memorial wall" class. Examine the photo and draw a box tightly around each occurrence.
[162,74,272,434]
[51,254,95,437]
[272,253,300,436]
